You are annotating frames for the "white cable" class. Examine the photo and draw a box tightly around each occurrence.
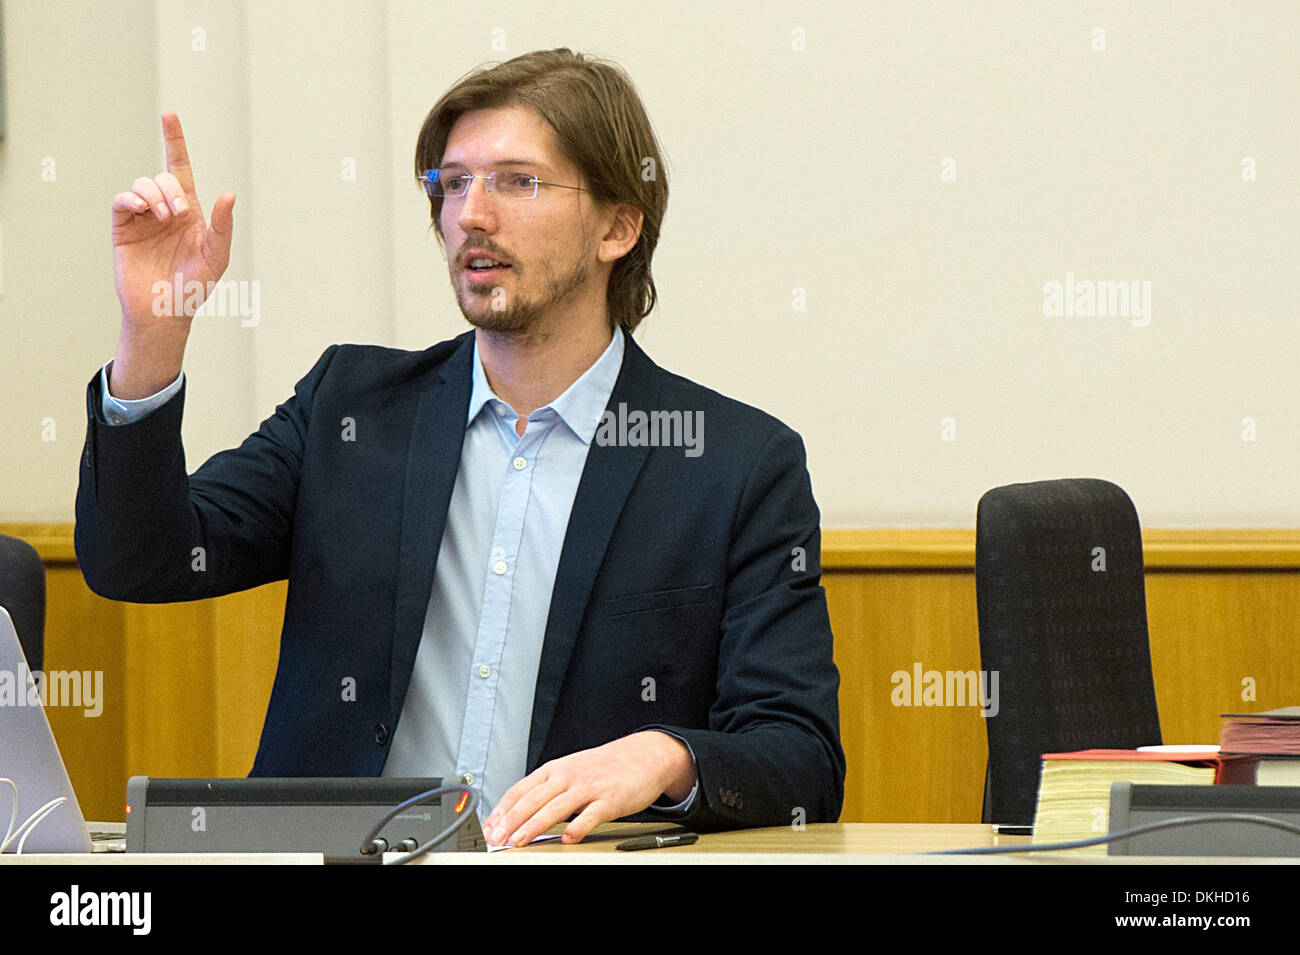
[15,798,67,855]
[0,778,17,851]
[4,796,67,854]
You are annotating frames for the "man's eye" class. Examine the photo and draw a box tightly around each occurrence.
[443,176,469,192]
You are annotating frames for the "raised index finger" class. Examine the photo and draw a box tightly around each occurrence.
[161,110,196,196]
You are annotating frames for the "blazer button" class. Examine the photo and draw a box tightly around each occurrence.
[374,723,390,746]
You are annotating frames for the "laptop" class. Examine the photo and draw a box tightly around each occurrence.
[0,604,98,853]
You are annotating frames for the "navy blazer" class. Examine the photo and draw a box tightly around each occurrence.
[76,331,845,830]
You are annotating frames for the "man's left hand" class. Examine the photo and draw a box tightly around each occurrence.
[483,731,697,846]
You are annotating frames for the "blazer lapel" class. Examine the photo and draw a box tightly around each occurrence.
[389,332,474,708]
[527,334,662,770]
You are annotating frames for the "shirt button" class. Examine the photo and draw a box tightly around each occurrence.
[374,723,390,746]
[109,414,126,425]
[477,664,492,679]
[494,403,506,416]
[492,560,507,575]
[461,772,475,786]
[512,456,526,470]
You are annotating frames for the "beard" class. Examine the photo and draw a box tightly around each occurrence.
[454,252,592,336]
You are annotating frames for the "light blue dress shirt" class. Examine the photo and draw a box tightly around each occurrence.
[98,362,185,424]
[100,330,695,818]
[380,329,625,812]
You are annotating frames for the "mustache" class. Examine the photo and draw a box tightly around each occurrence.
[456,241,514,266]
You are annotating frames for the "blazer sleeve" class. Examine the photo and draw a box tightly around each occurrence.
[638,424,846,830]
[75,346,340,603]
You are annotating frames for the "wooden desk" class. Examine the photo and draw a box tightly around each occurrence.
[4,823,1297,864]
[410,823,1296,864]
[504,822,1023,855]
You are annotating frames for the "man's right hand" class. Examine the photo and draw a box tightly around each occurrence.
[109,111,235,399]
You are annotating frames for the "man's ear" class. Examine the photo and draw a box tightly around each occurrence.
[597,203,644,264]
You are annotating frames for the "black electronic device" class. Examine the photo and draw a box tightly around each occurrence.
[125,776,485,862]
[1108,782,1300,857]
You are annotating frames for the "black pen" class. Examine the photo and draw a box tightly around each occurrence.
[992,825,1033,836]
[615,832,699,851]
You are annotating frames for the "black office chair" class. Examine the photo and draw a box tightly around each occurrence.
[0,533,46,673]
[975,478,1161,826]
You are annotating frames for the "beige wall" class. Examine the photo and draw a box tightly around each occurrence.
[2,1,1297,525]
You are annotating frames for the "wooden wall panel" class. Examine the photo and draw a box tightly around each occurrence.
[8,524,1300,826]
[1145,573,1300,746]
[210,583,286,775]
[119,584,286,783]
[42,565,127,822]
[122,600,218,778]
[827,570,986,825]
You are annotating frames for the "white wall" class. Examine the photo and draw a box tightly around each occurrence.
[2,1,1297,526]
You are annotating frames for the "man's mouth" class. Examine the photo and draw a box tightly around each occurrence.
[463,250,512,268]
[462,255,513,283]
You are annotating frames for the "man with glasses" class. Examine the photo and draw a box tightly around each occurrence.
[77,49,844,846]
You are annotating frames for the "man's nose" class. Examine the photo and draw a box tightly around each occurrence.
[456,177,498,232]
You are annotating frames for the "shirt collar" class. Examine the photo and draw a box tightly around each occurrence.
[467,327,625,445]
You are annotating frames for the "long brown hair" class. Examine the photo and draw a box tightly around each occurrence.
[415,49,668,334]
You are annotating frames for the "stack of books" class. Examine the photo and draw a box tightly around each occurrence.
[1030,749,1259,855]
[1221,706,1300,785]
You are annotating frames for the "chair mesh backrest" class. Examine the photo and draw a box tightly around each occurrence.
[0,534,46,673]
[975,478,1161,825]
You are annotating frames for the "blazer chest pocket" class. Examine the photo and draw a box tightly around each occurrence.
[600,583,715,619]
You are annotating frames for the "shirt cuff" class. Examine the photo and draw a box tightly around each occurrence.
[100,360,184,426]
[648,730,699,814]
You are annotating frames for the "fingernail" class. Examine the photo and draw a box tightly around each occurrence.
[155,203,170,218]
[173,197,189,214]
